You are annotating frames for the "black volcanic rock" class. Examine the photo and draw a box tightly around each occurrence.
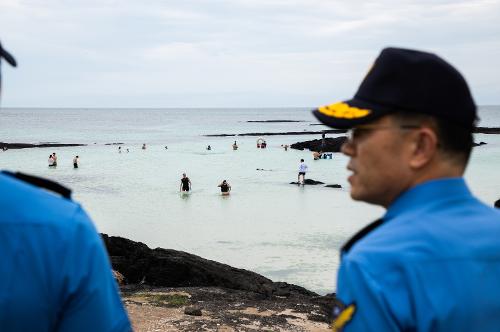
[246,120,306,123]
[289,179,324,185]
[184,306,203,316]
[291,137,347,152]
[473,141,487,146]
[101,234,315,298]
[204,129,347,137]
[473,127,500,134]
[0,142,86,150]
[325,184,342,188]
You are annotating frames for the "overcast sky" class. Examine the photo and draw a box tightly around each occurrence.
[1,0,499,107]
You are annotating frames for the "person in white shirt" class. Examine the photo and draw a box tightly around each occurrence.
[48,155,55,167]
[298,159,308,184]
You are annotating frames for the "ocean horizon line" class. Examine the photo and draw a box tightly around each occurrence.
[0,106,314,110]
[1,104,499,110]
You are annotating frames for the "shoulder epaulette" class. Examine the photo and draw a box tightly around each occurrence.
[2,171,72,199]
[341,218,384,256]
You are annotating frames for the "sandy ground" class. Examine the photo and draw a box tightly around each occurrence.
[122,288,332,332]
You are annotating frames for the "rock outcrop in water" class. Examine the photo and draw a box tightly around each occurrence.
[290,137,347,152]
[289,179,324,185]
[0,142,86,150]
[204,129,346,137]
[473,127,500,134]
[246,120,306,123]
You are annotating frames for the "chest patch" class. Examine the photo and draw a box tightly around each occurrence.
[332,302,356,332]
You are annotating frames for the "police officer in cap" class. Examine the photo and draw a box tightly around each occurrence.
[313,48,500,331]
[0,41,131,331]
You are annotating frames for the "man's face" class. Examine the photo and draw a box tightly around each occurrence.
[341,115,415,207]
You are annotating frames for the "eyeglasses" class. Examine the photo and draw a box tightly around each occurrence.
[346,125,421,142]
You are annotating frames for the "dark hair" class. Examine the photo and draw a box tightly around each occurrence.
[300,159,304,162]
[391,112,473,166]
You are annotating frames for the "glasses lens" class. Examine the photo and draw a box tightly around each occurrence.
[349,128,371,141]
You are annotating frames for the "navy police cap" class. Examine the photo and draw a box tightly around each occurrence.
[0,41,17,67]
[312,47,477,129]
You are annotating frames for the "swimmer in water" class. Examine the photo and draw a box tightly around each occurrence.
[218,180,231,195]
[180,173,191,192]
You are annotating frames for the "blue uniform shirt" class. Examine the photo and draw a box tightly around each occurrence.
[0,172,131,331]
[335,178,500,332]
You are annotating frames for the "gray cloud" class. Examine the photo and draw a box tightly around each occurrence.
[1,0,499,107]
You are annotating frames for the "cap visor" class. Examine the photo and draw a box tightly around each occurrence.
[312,98,393,129]
[0,47,17,67]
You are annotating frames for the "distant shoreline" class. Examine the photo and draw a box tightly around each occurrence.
[2,127,498,150]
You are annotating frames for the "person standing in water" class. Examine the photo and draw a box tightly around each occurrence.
[73,155,79,169]
[232,141,238,150]
[48,154,55,167]
[218,180,231,195]
[51,152,57,166]
[180,173,191,192]
[298,159,308,184]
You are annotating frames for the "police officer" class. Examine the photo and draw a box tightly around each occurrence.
[313,48,500,331]
[0,42,131,331]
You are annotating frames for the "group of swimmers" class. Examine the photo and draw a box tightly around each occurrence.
[114,141,294,153]
[48,153,79,168]
[312,151,333,160]
[180,173,231,195]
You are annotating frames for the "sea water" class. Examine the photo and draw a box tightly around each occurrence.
[1,106,499,294]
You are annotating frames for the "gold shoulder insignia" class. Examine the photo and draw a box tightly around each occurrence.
[332,303,356,332]
[318,102,371,119]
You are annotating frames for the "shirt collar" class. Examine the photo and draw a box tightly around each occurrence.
[384,177,471,221]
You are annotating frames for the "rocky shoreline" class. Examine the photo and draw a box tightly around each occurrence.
[290,135,489,152]
[246,120,306,123]
[2,126,498,150]
[473,127,500,134]
[102,234,338,331]
[204,126,500,138]
[204,129,347,137]
[0,142,86,150]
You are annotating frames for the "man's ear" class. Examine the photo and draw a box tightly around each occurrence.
[408,127,439,169]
